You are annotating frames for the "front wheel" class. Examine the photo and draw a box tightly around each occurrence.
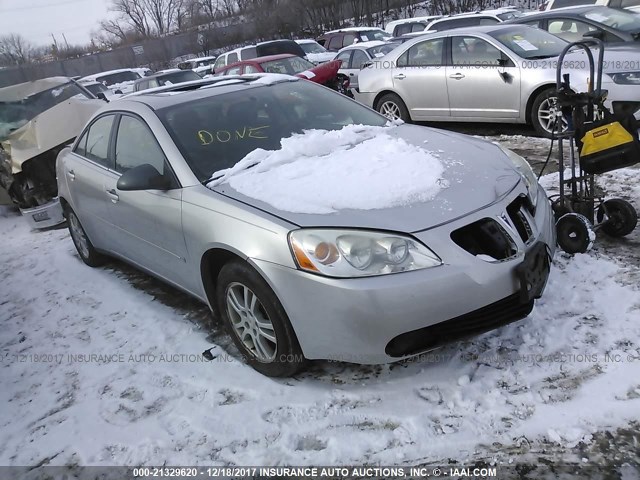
[531,88,567,138]
[376,93,410,122]
[216,260,306,377]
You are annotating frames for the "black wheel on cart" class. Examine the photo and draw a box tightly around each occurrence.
[596,199,638,237]
[556,213,595,254]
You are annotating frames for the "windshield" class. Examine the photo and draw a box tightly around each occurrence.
[159,71,202,85]
[96,71,141,86]
[497,11,523,20]
[489,26,568,58]
[367,43,398,58]
[157,81,387,182]
[0,82,91,141]
[195,58,216,67]
[359,30,392,42]
[259,56,315,74]
[300,42,327,54]
[83,83,109,95]
[581,6,640,32]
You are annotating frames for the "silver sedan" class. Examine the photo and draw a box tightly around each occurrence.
[354,24,640,137]
[57,76,555,377]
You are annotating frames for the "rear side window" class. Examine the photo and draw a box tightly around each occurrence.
[76,115,115,168]
[343,33,357,47]
[351,49,369,69]
[213,56,226,71]
[336,50,352,67]
[328,35,342,50]
[228,52,238,64]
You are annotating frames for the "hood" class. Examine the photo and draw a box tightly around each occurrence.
[212,124,522,233]
[306,52,337,64]
[297,60,340,84]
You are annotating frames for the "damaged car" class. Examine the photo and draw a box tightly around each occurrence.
[57,76,555,377]
[0,77,105,228]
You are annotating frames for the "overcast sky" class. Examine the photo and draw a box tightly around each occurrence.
[0,0,113,47]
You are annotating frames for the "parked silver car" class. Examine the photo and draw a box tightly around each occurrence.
[354,24,640,136]
[57,76,555,376]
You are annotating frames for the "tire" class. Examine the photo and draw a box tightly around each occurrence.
[65,207,107,267]
[556,213,595,254]
[216,259,306,377]
[376,93,410,123]
[530,88,566,139]
[596,198,638,237]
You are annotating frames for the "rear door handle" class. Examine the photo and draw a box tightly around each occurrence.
[67,169,75,181]
[449,73,465,80]
[105,188,119,203]
[393,73,406,80]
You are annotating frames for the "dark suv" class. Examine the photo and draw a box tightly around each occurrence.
[317,28,391,52]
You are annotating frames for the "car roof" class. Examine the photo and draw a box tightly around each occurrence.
[117,75,299,110]
[507,4,605,17]
[217,54,298,71]
[324,26,386,34]
[295,39,319,44]
[79,68,139,81]
[340,40,389,51]
[135,70,196,82]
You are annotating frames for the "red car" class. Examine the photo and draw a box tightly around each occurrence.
[214,53,349,94]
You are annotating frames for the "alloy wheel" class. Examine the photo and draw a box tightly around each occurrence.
[537,96,568,135]
[379,101,402,120]
[225,282,277,361]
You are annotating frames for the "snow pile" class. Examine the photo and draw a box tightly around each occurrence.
[207,125,447,214]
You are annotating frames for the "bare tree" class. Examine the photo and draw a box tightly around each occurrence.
[0,34,35,65]
[104,0,188,40]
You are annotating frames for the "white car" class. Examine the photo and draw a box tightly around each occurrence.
[385,15,442,36]
[425,8,523,32]
[78,68,150,94]
[177,56,218,75]
[295,39,336,64]
[335,41,399,89]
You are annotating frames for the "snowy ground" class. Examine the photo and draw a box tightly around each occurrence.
[1,130,639,478]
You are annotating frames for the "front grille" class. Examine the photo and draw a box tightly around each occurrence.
[385,293,534,358]
[451,218,517,260]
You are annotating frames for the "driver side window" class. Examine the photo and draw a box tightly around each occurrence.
[451,36,502,66]
[114,115,167,177]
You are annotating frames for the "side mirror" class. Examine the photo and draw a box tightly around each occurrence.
[96,92,109,102]
[114,89,123,94]
[583,30,604,40]
[116,164,171,191]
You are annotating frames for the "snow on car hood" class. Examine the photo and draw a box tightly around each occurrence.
[209,124,523,232]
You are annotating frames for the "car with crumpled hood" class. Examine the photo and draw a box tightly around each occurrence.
[0,77,105,228]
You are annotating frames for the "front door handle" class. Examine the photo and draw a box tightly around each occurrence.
[393,73,406,80]
[67,169,75,181]
[105,188,119,203]
[449,73,465,80]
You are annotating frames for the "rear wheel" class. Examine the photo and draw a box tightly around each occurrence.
[216,260,306,377]
[66,207,107,267]
[376,93,410,122]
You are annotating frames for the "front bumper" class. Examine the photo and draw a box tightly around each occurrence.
[20,197,65,229]
[253,184,556,364]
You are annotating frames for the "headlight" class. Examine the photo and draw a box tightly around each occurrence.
[288,229,441,278]
[497,145,539,209]
[609,72,640,85]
